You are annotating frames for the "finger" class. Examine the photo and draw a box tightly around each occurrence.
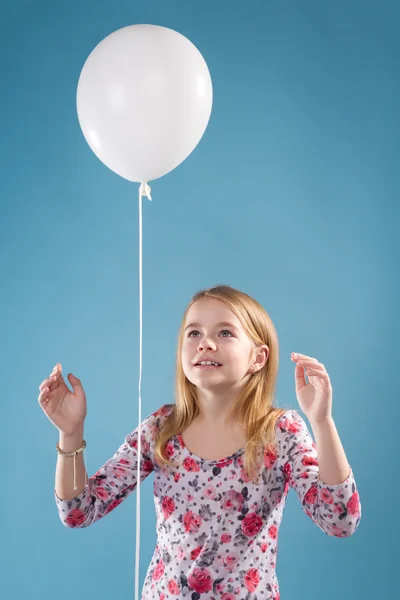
[49,370,64,392]
[299,365,325,375]
[293,357,321,367]
[39,375,56,391]
[306,368,329,377]
[302,363,324,370]
[51,364,62,376]
[48,363,61,375]
[297,359,321,367]
[38,386,50,404]
[295,365,306,381]
[39,371,60,392]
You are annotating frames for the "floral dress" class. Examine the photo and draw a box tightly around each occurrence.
[54,404,361,599]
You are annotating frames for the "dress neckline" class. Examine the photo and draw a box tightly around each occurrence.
[176,433,245,465]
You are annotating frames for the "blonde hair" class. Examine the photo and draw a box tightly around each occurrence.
[154,284,287,483]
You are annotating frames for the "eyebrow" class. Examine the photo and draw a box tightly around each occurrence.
[184,321,240,332]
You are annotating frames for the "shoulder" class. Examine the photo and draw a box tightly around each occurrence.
[275,408,309,437]
[126,404,175,443]
[151,403,175,418]
[146,403,175,426]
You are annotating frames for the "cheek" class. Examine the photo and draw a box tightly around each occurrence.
[181,343,193,364]
[182,337,197,349]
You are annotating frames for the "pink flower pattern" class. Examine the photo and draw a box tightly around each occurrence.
[55,405,361,599]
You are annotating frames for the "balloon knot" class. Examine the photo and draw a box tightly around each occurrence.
[139,182,152,200]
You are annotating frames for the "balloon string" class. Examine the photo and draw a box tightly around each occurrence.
[135,182,152,600]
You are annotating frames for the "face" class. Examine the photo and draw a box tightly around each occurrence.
[181,297,268,392]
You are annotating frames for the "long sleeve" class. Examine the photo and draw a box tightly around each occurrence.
[278,409,361,537]
[54,404,173,528]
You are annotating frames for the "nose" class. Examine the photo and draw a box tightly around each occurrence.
[197,336,217,352]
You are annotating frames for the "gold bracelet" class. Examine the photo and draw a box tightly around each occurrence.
[56,440,88,491]
[56,439,86,456]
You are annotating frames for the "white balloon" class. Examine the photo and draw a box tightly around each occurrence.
[76,24,213,183]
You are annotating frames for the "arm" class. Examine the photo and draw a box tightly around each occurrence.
[279,410,361,537]
[55,425,87,500]
[54,405,173,528]
[310,417,351,485]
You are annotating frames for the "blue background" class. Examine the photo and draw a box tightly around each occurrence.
[1,0,397,598]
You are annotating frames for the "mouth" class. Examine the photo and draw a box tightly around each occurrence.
[194,362,223,369]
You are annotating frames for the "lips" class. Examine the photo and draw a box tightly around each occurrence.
[194,361,222,366]
[194,357,222,366]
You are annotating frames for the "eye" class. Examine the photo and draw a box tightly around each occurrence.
[187,329,233,338]
[220,330,233,337]
[187,330,200,338]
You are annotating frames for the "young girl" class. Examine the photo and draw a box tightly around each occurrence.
[39,285,361,600]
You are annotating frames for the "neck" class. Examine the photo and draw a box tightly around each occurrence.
[194,388,242,426]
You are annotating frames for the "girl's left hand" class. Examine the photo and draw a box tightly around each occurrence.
[291,353,333,424]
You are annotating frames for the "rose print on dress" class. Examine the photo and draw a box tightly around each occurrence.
[64,508,86,527]
[263,447,277,469]
[152,559,164,581]
[243,567,260,593]
[221,490,245,512]
[54,405,361,599]
[161,496,175,520]
[167,579,180,595]
[182,510,202,533]
[182,456,201,472]
[242,512,263,536]
[187,568,213,594]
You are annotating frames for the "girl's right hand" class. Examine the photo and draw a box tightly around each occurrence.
[38,364,87,436]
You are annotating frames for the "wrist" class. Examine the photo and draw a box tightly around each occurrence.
[59,427,84,452]
[309,416,334,430]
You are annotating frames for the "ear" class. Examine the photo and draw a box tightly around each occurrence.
[253,345,269,370]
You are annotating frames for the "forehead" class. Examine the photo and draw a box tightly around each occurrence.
[184,298,243,330]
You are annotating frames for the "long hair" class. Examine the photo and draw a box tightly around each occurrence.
[154,284,287,483]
